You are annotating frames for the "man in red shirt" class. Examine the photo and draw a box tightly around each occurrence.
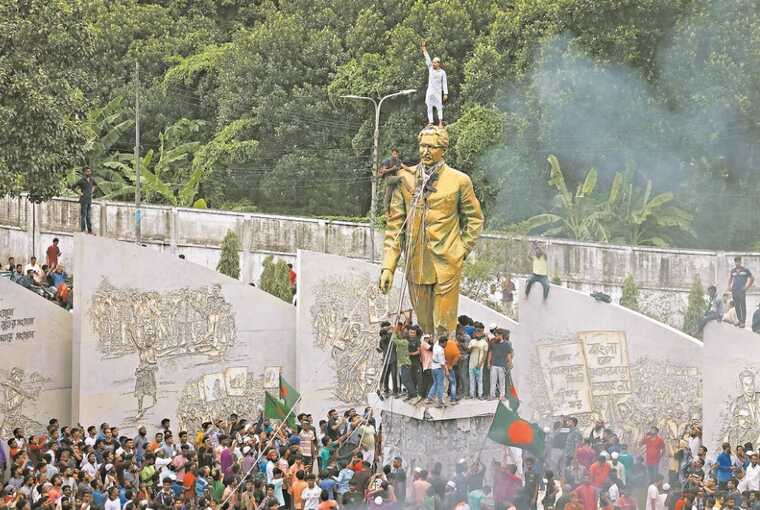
[288,263,297,296]
[640,426,666,483]
[46,238,61,269]
[573,475,599,510]
[493,462,522,509]
[576,439,597,469]
[589,454,611,489]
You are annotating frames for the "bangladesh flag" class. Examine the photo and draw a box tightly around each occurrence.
[507,377,520,412]
[279,375,300,411]
[487,401,545,456]
[264,391,296,427]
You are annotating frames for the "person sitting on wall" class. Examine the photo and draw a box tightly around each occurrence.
[697,285,724,336]
[753,302,760,334]
[525,241,550,300]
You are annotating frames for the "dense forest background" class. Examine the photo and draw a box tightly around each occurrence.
[3,0,760,250]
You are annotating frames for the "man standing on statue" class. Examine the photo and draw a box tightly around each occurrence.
[421,40,448,127]
[379,126,484,337]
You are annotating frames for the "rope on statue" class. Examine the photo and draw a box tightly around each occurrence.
[374,164,437,396]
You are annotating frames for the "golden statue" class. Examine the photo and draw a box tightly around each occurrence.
[379,126,484,335]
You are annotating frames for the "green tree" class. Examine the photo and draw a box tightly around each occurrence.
[620,274,640,311]
[259,256,293,303]
[525,155,613,242]
[101,119,209,207]
[682,275,706,338]
[0,0,93,200]
[607,171,694,247]
[217,230,241,279]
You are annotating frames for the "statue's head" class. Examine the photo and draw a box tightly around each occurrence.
[418,126,448,167]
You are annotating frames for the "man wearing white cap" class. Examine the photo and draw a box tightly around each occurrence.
[744,453,760,491]
[646,475,665,510]
[656,483,670,510]
[608,452,626,485]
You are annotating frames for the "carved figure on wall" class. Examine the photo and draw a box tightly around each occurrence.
[89,279,237,419]
[0,367,48,437]
[720,369,760,447]
[311,275,405,404]
[176,367,264,433]
[529,332,701,448]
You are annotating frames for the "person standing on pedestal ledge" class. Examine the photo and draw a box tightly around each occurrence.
[421,40,448,128]
[378,126,484,338]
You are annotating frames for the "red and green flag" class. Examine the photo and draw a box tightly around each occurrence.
[487,401,545,456]
[279,375,300,411]
[507,378,520,412]
[264,391,296,427]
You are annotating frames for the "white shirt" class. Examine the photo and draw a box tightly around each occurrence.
[432,343,445,369]
[302,486,322,510]
[104,498,121,510]
[608,483,620,502]
[688,435,702,459]
[25,263,41,274]
[745,463,760,491]
[424,52,448,104]
[646,485,659,510]
[655,493,668,510]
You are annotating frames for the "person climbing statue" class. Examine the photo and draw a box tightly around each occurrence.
[421,40,448,127]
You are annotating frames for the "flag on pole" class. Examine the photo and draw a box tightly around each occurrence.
[264,391,295,427]
[487,401,545,456]
[507,375,520,412]
[279,375,300,411]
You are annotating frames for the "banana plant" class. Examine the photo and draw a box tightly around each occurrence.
[101,119,208,208]
[525,154,613,242]
[607,170,695,247]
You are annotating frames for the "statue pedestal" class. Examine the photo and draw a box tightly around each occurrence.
[369,393,517,477]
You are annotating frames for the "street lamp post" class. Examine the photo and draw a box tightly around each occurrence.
[341,89,415,263]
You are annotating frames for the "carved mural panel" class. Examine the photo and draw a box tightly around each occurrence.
[717,368,760,448]
[176,367,265,433]
[0,367,49,437]
[527,331,701,451]
[89,279,237,418]
[309,275,406,405]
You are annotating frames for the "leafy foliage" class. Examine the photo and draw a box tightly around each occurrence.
[259,256,293,303]
[4,0,760,251]
[217,230,241,280]
[620,275,640,311]
[0,0,93,200]
[682,275,706,338]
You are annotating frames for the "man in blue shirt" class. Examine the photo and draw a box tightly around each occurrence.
[717,442,734,489]
[728,256,754,328]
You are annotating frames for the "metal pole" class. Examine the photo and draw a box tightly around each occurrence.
[370,100,380,264]
[134,62,142,244]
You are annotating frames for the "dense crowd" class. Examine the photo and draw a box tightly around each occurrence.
[3,239,72,309]
[377,315,515,408]
[0,403,722,510]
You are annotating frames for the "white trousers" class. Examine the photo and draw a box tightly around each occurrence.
[426,99,443,124]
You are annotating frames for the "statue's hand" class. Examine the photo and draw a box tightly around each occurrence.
[379,269,394,294]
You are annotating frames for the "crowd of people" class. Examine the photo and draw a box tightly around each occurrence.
[377,313,515,408]
[0,400,724,510]
[3,239,72,309]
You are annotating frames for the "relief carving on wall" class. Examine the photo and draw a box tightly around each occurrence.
[176,367,265,433]
[527,331,701,452]
[310,275,406,405]
[0,367,49,437]
[718,369,760,448]
[89,279,237,418]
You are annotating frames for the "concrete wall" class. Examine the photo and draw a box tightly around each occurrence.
[0,278,72,436]
[295,250,517,419]
[4,195,760,330]
[514,285,702,458]
[72,234,296,433]
[702,322,760,454]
